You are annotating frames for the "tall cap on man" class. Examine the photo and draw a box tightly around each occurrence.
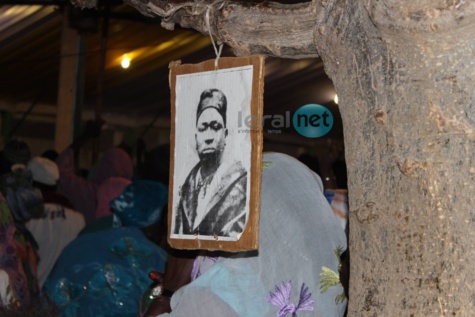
[196,89,227,126]
[27,156,59,186]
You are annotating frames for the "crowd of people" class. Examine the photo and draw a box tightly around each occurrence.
[0,120,171,316]
[0,120,349,317]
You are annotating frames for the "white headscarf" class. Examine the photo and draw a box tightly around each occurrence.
[27,156,59,186]
[160,152,348,317]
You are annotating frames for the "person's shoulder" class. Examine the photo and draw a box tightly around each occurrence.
[190,161,202,173]
[184,162,201,181]
[226,160,247,174]
[179,162,201,194]
[223,161,247,191]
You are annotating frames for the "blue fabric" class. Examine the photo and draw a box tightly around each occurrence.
[324,190,335,205]
[192,260,269,316]
[110,180,168,228]
[0,169,44,223]
[43,227,167,317]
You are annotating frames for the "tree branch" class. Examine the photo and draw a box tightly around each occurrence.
[128,0,319,58]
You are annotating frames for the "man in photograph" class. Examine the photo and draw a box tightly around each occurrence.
[174,88,248,237]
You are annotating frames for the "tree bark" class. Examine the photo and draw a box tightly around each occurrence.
[144,0,320,58]
[312,1,475,315]
[72,0,475,315]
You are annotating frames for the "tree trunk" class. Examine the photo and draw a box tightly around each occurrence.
[312,1,475,315]
[72,0,475,315]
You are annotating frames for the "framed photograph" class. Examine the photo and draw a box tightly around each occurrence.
[168,56,264,252]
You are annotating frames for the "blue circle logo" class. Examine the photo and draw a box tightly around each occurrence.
[293,104,333,138]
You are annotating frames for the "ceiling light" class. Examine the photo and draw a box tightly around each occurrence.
[121,55,131,69]
[333,94,339,105]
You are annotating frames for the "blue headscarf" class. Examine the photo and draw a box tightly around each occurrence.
[110,180,168,228]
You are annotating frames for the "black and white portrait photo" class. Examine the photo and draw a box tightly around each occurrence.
[170,65,253,242]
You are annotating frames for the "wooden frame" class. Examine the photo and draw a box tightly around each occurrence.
[168,56,264,252]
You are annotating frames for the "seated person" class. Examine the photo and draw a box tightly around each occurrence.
[55,120,134,223]
[43,180,169,317]
[25,157,86,288]
[0,140,43,305]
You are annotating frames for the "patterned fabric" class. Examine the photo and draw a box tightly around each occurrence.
[12,225,40,303]
[95,177,132,220]
[159,153,347,317]
[324,189,349,230]
[265,281,314,317]
[43,227,167,317]
[0,194,30,306]
[191,255,219,281]
[110,180,168,228]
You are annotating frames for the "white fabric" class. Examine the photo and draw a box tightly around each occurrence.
[27,157,59,185]
[25,203,85,287]
[160,152,348,317]
[0,269,14,306]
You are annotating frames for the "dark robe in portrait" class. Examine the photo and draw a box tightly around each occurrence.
[174,160,247,237]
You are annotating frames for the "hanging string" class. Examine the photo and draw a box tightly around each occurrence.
[148,2,197,19]
[148,0,226,69]
[148,0,226,22]
[205,3,224,70]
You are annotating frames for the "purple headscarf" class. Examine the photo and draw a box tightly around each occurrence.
[57,147,134,223]
[95,177,132,220]
[96,148,134,184]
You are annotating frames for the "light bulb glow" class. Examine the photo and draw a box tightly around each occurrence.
[333,94,339,104]
[121,56,131,69]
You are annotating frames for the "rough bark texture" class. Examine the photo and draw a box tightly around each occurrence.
[72,0,475,315]
[312,1,475,315]
[145,0,320,58]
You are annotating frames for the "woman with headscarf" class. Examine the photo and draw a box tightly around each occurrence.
[0,193,30,307]
[143,152,348,317]
[0,140,43,306]
[43,180,169,317]
[94,177,133,221]
[55,120,134,223]
[25,156,86,289]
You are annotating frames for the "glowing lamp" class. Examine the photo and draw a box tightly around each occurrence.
[121,55,131,69]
